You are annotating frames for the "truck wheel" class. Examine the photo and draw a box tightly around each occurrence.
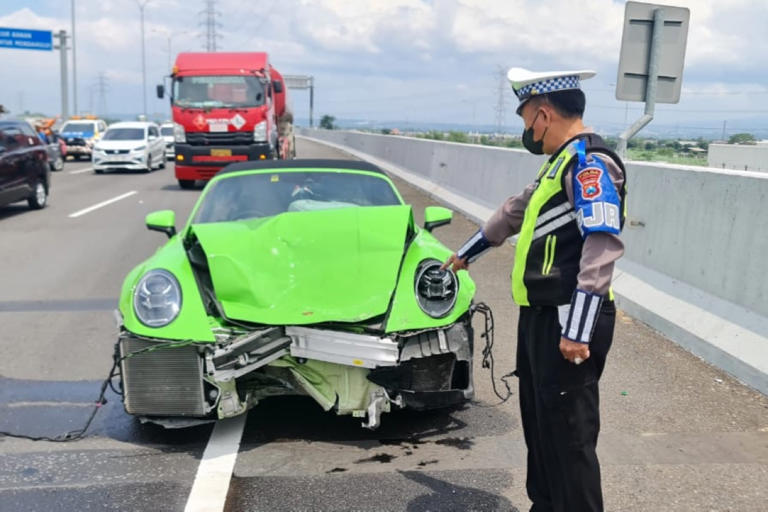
[178,179,195,189]
[28,179,48,209]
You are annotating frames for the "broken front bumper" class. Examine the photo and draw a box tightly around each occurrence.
[118,319,473,429]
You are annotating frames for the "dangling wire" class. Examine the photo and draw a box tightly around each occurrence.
[0,338,196,442]
[472,302,516,405]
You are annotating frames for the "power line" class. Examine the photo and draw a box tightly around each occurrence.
[200,0,222,52]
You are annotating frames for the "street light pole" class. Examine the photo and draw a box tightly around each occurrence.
[71,0,78,115]
[137,0,150,118]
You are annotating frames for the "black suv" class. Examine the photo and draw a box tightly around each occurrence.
[0,119,50,210]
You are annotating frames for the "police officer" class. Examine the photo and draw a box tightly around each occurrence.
[443,68,627,512]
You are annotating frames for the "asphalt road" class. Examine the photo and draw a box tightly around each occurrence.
[0,138,766,512]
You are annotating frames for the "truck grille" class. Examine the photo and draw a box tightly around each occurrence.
[120,337,206,416]
[187,132,254,145]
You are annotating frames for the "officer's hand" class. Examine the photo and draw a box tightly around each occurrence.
[559,337,590,365]
[441,253,469,272]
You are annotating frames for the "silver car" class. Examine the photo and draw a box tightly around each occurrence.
[160,123,175,160]
[92,122,166,173]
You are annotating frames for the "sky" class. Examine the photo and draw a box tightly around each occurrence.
[1,0,767,137]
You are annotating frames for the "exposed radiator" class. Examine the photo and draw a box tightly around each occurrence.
[120,337,206,416]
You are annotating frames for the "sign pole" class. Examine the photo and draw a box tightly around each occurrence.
[309,77,314,128]
[54,30,70,119]
[616,7,664,159]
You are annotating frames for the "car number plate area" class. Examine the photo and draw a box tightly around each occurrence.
[211,148,232,157]
[209,122,229,133]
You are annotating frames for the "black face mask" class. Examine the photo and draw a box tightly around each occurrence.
[522,111,547,155]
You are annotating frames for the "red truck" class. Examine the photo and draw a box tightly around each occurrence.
[157,52,294,189]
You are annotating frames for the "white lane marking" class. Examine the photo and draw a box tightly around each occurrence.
[184,414,247,512]
[68,191,138,218]
[69,167,94,175]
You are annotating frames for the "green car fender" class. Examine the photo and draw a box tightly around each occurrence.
[384,228,476,333]
[119,235,215,342]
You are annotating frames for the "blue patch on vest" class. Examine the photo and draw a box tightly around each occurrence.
[572,141,621,238]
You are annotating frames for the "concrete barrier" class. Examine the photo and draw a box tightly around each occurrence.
[299,128,768,395]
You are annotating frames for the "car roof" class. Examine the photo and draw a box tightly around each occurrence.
[107,122,154,129]
[218,159,388,176]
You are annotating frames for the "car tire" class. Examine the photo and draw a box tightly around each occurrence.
[94,168,104,174]
[27,179,48,209]
[159,155,166,169]
[178,179,195,189]
[51,155,64,171]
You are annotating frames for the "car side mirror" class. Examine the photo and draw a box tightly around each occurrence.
[146,210,176,238]
[156,84,165,99]
[424,206,452,232]
[272,80,284,93]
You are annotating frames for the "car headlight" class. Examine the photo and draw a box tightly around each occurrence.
[174,122,186,143]
[133,269,182,327]
[253,120,267,142]
[132,145,146,152]
[414,260,457,318]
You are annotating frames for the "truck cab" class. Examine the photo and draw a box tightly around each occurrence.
[162,52,287,189]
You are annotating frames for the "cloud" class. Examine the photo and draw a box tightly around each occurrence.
[1,0,766,133]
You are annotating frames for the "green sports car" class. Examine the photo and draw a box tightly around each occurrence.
[116,159,477,429]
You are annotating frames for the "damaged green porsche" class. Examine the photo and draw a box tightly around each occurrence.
[116,159,482,429]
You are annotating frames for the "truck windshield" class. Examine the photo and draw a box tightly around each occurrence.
[173,75,266,108]
[103,128,145,141]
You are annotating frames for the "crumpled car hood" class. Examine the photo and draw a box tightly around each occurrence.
[190,205,413,325]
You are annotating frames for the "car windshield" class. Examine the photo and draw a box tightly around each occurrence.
[102,128,145,141]
[173,75,266,108]
[160,126,174,136]
[194,171,402,223]
[61,122,94,133]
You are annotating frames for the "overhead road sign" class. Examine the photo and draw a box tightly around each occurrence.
[616,2,690,104]
[283,74,315,127]
[0,27,53,51]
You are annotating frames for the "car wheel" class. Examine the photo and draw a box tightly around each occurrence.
[51,155,64,171]
[28,179,48,209]
[178,179,195,189]
[94,168,104,174]
[159,154,166,169]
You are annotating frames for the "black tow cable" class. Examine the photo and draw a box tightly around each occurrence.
[472,302,516,405]
[0,338,196,443]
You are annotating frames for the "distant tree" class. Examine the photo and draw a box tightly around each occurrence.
[380,128,392,135]
[319,115,336,130]
[728,133,756,144]
[446,131,468,143]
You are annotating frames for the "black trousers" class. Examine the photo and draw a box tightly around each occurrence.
[517,301,615,512]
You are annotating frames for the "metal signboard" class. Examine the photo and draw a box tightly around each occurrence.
[616,2,689,103]
[0,27,53,51]
[283,75,313,90]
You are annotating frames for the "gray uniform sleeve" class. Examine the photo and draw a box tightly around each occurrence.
[482,182,537,246]
[564,152,625,296]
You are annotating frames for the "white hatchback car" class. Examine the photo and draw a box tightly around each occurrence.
[92,122,166,173]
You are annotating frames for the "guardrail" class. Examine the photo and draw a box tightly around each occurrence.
[298,128,768,394]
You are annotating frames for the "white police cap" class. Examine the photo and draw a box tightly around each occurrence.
[507,67,596,114]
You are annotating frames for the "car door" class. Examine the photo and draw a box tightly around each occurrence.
[148,125,162,162]
[17,122,47,193]
[0,123,27,203]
